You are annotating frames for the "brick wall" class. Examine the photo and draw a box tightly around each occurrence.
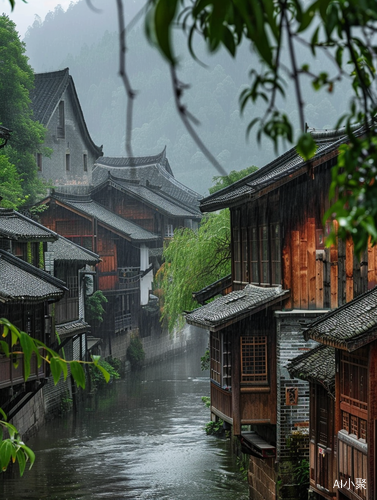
[249,456,276,500]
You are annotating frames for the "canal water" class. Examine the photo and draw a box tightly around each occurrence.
[0,338,249,500]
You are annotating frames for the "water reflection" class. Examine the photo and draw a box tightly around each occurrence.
[0,339,248,500]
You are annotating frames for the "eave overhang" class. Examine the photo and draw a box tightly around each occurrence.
[186,284,290,332]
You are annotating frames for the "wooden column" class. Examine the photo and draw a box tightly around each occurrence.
[232,331,241,436]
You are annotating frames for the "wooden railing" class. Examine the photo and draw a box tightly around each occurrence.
[338,430,367,500]
[118,267,140,290]
[211,383,232,421]
[114,312,132,332]
[0,354,45,389]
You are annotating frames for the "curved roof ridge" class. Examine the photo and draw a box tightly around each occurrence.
[95,146,168,169]
[308,122,364,143]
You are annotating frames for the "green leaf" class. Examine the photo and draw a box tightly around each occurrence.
[96,364,111,384]
[0,440,13,471]
[16,448,26,477]
[0,340,9,357]
[153,0,179,63]
[50,357,63,385]
[70,361,86,389]
[296,133,318,161]
[19,332,35,381]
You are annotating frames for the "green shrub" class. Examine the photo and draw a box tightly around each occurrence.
[126,335,145,369]
[89,358,120,390]
[204,419,224,436]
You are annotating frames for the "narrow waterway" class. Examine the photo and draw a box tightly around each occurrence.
[0,338,248,500]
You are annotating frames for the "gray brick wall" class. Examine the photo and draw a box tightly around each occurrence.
[275,310,328,461]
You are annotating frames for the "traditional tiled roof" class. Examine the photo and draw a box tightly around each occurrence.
[287,344,336,398]
[92,148,202,217]
[51,193,159,243]
[31,68,102,157]
[56,318,90,338]
[303,286,377,351]
[0,249,66,303]
[186,284,290,331]
[48,235,100,265]
[107,178,201,218]
[0,209,58,241]
[200,125,364,212]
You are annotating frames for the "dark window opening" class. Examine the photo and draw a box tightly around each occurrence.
[57,101,65,138]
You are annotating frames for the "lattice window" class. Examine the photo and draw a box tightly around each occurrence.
[350,415,358,437]
[342,411,350,433]
[270,223,281,285]
[360,419,367,440]
[260,226,269,284]
[241,228,248,282]
[249,226,259,283]
[241,335,268,384]
[233,227,241,281]
[222,334,232,389]
[211,332,221,385]
[67,275,78,298]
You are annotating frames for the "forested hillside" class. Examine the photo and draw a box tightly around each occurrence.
[23,0,351,195]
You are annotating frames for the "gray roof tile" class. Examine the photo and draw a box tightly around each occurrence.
[92,148,202,216]
[200,126,364,212]
[304,286,377,351]
[186,284,289,331]
[48,236,100,264]
[287,344,336,398]
[56,318,90,338]
[0,209,57,241]
[54,194,159,242]
[0,250,66,303]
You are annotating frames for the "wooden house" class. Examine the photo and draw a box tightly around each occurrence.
[0,212,67,420]
[31,68,103,185]
[91,147,202,242]
[186,125,377,500]
[46,235,100,361]
[295,289,377,500]
[38,190,160,356]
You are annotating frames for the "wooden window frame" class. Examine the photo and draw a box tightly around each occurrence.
[210,332,232,390]
[240,335,268,386]
[210,331,221,385]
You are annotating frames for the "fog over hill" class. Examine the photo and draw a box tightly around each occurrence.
[23,1,352,195]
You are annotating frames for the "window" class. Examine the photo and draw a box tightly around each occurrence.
[233,227,241,281]
[260,226,270,284]
[249,226,259,283]
[57,101,65,138]
[270,223,281,284]
[67,275,79,298]
[210,332,232,389]
[36,153,42,171]
[66,153,70,172]
[241,228,248,282]
[241,335,268,385]
[211,332,221,385]
[165,224,174,238]
[342,411,367,440]
[83,153,88,172]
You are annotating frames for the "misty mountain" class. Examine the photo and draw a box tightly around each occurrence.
[23,1,351,195]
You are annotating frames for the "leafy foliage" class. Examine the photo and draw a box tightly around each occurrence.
[0,318,110,475]
[209,166,258,194]
[89,357,121,390]
[156,209,231,331]
[0,15,47,205]
[204,419,224,436]
[146,0,377,251]
[126,335,145,369]
[85,290,108,323]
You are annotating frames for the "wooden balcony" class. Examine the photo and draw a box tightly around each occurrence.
[338,430,367,500]
[211,383,232,424]
[0,354,45,389]
[118,267,140,291]
[114,312,132,332]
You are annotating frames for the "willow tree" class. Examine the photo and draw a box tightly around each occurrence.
[156,209,231,332]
